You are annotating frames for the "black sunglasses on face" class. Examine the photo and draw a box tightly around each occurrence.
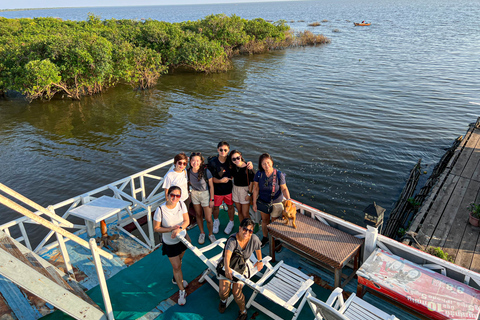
[219,148,229,152]
[242,227,254,234]
[232,156,241,162]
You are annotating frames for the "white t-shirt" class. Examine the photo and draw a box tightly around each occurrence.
[153,201,187,245]
[162,169,189,202]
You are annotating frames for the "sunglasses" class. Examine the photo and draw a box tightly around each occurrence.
[177,161,187,166]
[242,227,254,234]
[232,156,241,162]
[169,194,181,199]
[219,148,229,152]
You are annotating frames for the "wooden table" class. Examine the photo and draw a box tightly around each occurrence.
[267,213,363,288]
[69,196,131,237]
[357,248,480,320]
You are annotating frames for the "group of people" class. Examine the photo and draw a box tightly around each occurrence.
[153,141,291,320]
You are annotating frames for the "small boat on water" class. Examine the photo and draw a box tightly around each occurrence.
[354,22,371,26]
[1,160,480,320]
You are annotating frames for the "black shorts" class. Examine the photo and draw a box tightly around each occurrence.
[162,241,187,258]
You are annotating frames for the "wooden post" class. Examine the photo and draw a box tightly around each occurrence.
[364,226,378,263]
[89,238,115,320]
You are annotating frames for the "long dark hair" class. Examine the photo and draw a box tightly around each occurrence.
[258,153,274,172]
[189,152,206,181]
[229,149,245,169]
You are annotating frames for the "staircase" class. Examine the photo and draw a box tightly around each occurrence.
[0,231,106,320]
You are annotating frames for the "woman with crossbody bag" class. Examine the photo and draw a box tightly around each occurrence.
[153,186,190,306]
[230,150,255,224]
[252,153,291,247]
[217,218,264,320]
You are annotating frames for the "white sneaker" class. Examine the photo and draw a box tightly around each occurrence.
[213,219,220,234]
[178,290,187,306]
[209,234,217,243]
[198,233,205,245]
[172,277,188,288]
[224,220,234,234]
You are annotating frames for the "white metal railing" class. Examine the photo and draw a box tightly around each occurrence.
[0,159,173,255]
[292,200,480,290]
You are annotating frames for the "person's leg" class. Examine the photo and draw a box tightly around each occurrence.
[234,201,244,222]
[232,283,246,313]
[203,205,213,236]
[213,195,222,234]
[218,279,231,313]
[193,203,205,234]
[227,203,235,222]
[260,211,270,238]
[241,203,250,223]
[169,255,185,291]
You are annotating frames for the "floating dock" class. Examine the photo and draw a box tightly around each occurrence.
[409,118,480,272]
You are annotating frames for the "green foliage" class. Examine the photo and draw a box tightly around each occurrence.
[426,247,454,263]
[468,202,480,218]
[0,14,329,101]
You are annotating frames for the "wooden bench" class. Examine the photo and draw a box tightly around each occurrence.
[267,213,363,288]
[307,288,398,320]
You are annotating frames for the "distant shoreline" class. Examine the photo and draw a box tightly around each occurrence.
[0,8,64,12]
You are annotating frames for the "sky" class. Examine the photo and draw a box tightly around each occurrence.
[2,0,294,10]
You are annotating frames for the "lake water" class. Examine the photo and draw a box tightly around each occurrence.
[1,0,479,242]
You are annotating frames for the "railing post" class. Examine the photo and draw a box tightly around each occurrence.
[364,226,378,263]
[147,205,154,249]
[89,238,115,320]
[51,205,74,276]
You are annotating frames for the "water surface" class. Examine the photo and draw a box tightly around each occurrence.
[1,0,479,242]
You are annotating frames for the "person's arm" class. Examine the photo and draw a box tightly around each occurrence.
[280,184,290,200]
[208,177,215,208]
[253,249,264,271]
[252,181,259,212]
[213,177,230,183]
[246,161,253,170]
[224,250,234,280]
[172,211,190,238]
[153,219,179,234]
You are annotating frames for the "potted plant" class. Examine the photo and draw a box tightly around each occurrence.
[468,203,480,227]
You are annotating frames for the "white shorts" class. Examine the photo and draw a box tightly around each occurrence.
[191,189,210,207]
[232,185,250,205]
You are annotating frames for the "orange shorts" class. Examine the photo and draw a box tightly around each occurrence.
[214,193,233,207]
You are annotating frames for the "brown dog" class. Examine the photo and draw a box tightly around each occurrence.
[282,199,297,229]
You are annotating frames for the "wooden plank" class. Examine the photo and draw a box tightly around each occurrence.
[0,248,106,320]
[415,174,459,246]
[470,157,480,182]
[0,275,42,320]
[409,170,449,232]
[428,176,470,248]
[454,223,480,269]
[460,132,480,179]
[451,129,480,176]
[442,180,480,265]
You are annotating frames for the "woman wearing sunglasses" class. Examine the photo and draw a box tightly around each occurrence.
[163,153,189,204]
[153,186,190,306]
[217,218,263,320]
[229,150,255,224]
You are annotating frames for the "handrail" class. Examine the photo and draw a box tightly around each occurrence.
[0,194,113,260]
[0,183,74,228]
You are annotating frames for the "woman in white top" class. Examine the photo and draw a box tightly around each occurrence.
[163,153,189,203]
[153,186,190,306]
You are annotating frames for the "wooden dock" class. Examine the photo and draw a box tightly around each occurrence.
[409,118,480,272]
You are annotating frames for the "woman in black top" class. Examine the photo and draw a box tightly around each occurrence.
[230,150,255,223]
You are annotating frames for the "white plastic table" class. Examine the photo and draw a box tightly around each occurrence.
[69,196,131,237]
